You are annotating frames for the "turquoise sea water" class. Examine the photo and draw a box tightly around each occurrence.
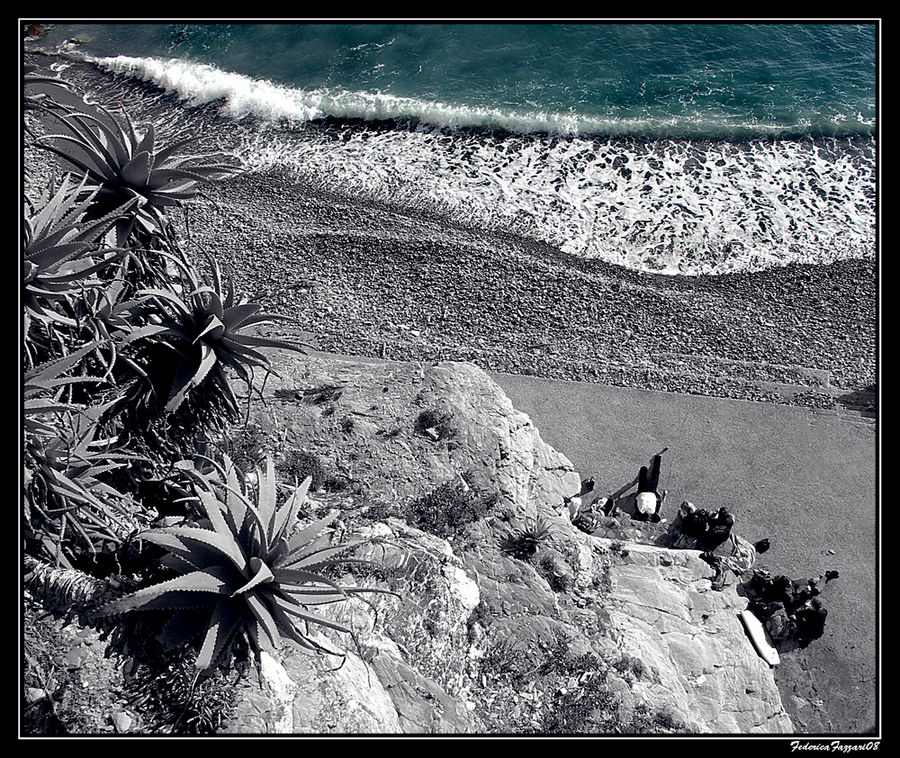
[24,21,878,275]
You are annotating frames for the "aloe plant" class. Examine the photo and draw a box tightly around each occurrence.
[32,86,238,244]
[131,255,306,415]
[23,341,110,433]
[23,176,136,334]
[500,515,556,560]
[23,63,81,129]
[98,456,389,671]
[23,386,144,567]
[22,341,154,564]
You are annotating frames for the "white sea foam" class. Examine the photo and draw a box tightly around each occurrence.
[237,125,876,276]
[93,53,877,276]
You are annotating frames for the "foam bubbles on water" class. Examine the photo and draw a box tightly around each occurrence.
[238,124,875,276]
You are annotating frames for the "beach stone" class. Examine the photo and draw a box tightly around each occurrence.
[63,645,91,670]
[25,687,48,704]
[110,710,133,733]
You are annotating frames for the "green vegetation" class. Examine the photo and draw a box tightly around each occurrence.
[124,647,240,734]
[536,642,684,734]
[480,635,532,681]
[613,653,650,683]
[474,631,684,735]
[499,515,556,560]
[278,448,336,492]
[30,73,236,245]
[22,67,388,733]
[414,407,454,440]
[23,596,113,735]
[404,478,497,539]
[98,456,389,671]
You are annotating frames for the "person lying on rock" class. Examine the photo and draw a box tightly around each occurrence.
[672,502,735,550]
[704,506,735,549]
[749,595,830,647]
[633,453,667,523]
[700,533,771,590]
[747,568,839,614]
[563,477,598,519]
[793,571,838,603]
[568,492,617,534]
[750,599,797,643]
[746,569,788,603]
[793,598,829,645]
[568,497,598,533]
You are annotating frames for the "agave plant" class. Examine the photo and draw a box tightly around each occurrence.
[23,344,148,567]
[32,84,238,244]
[23,390,143,568]
[98,456,390,672]
[500,515,557,560]
[23,340,110,434]
[23,176,136,335]
[67,272,188,393]
[23,63,81,127]
[131,254,307,416]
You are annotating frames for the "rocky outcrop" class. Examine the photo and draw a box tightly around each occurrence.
[219,354,793,734]
[22,353,793,734]
[602,541,793,733]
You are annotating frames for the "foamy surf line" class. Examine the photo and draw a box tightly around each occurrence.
[85,53,876,277]
[235,125,875,276]
[94,54,596,134]
[92,53,874,140]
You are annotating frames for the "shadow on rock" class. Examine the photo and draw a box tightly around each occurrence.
[835,384,876,417]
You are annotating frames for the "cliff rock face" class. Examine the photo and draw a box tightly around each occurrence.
[221,355,793,735]
[603,542,793,733]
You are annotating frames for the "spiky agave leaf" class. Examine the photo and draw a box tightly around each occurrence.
[24,392,144,561]
[97,456,393,671]
[23,340,108,397]
[131,255,307,416]
[23,176,137,329]
[22,340,115,444]
[32,86,238,243]
[23,353,147,565]
[99,565,237,615]
[23,64,82,129]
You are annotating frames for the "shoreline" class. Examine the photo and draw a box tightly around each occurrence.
[175,166,876,414]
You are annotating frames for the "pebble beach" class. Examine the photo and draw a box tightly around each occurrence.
[177,166,877,414]
[21,46,877,415]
